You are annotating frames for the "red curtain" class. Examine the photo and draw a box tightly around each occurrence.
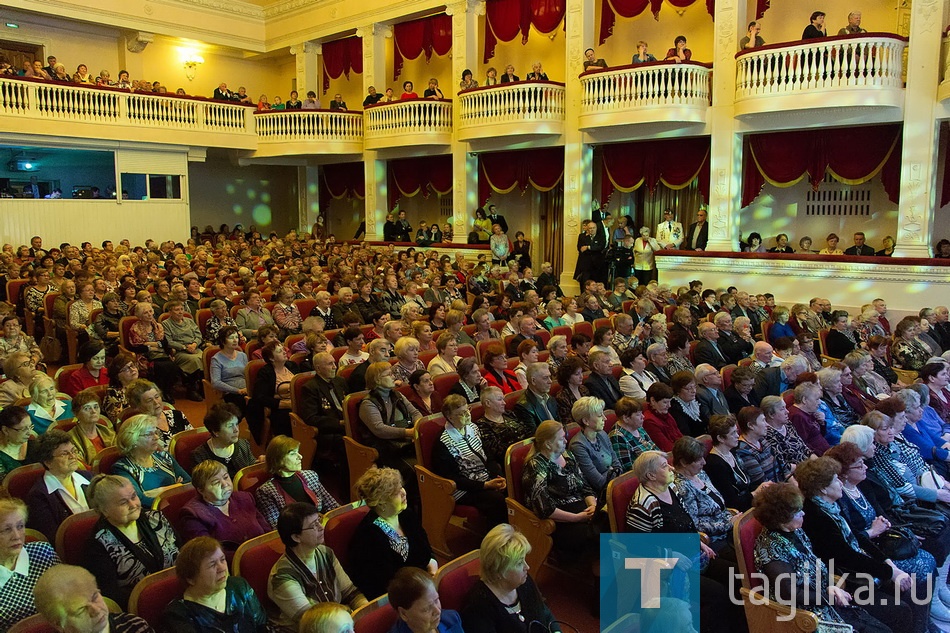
[742,124,903,207]
[479,148,565,204]
[393,14,452,81]
[322,37,363,95]
[599,0,712,45]
[322,163,365,199]
[484,0,565,63]
[388,155,453,210]
[600,137,710,204]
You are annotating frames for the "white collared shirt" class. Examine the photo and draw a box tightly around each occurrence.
[44,471,91,514]
[0,545,30,589]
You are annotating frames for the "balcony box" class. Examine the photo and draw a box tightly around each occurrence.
[734,33,907,122]
[579,61,711,139]
[457,81,565,144]
[363,99,452,152]
[253,110,363,158]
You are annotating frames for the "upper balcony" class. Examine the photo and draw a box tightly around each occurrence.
[0,76,257,149]
[735,33,907,125]
[457,81,565,146]
[363,99,452,155]
[578,61,711,141]
[252,110,364,159]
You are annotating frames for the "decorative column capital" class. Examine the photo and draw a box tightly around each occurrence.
[356,23,393,39]
[125,31,154,53]
[289,41,318,56]
[445,0,485,17]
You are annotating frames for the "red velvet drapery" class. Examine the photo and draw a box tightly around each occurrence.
[598,0,768,45]
[388,155,453,210]
[478,148,565,204]
[322,162,365,199]
[393,14,452,81]
[322,37,363,95]
[741,124,903,207]
[600,137,710,204]
[484,0,565,63]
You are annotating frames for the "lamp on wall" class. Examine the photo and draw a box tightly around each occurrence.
[183,54,204,81]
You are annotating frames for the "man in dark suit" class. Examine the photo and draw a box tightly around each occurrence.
[755,356,808,397]
[331,287,365,326]
[685,209,709,251]
[629,298,656,328]
[730,292,761,336]
[583,350,624,410]
[934,306,950,352]
[844,232,875,256]
[694,364,730,417]
[348,339,394,393]
[693,322,730,370]
[590,210,610,283]
[644,342,672,385]
[713,312,753,364]
[486,204,508,233]
[300,353,347,439]
[507,316,545,357]
[513,363,559,432]
[212,82,234,101]
[536,261,563,298]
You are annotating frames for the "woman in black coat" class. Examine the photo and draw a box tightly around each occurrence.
[248,341,299,440]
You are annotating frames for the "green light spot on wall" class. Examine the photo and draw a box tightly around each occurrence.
[225,184,236,195]
[308,183,319,194]
[253,204,272,226]
[232,204,243,214]
[247,190,257,200]
[261,192,271,203]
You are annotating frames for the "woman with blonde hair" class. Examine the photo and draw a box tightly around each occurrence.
[254,434,339,527]
[347,466,436,599]
[25,373,72,434]
[299,602,355,633]
[113,414,190,505]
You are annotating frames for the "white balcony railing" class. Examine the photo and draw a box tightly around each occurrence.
[364,99,452,139]
[457,82,566,139]
[735,33,907,101]
[255,110,364,142]
[0,76,253,134]
[580,62,712,114]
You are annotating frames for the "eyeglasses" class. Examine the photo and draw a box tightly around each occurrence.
[118,363,136,373]
[53,448,81,459]
[10,422,33,433]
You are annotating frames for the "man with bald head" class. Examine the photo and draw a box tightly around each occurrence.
[750,341,781,374]
[300,351,348,448]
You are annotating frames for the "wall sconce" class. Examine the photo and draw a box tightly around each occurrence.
[183,54,204,81]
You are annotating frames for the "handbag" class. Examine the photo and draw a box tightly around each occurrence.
[920,465,946,491]
[40,333,62,363]
[873,526,919,560]
[891,502,948,538]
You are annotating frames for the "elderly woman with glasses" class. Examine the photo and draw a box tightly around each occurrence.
[0,405,37,483]
[752,483,890,633]
[460,524,559,633]
[0,351,41,408]
[269,502,368,629]
[84,474,179,608]
[254,435,339,528]
[796,457,931,633]
[0,494,61,632]
[25,429,93,542]
[68,390,115,464]
[112,414,191,506]
[670,436,737,552]
[179,459,269,561]
[101,352,139,424]
[570,396,622,495]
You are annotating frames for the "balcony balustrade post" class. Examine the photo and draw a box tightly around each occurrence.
[894,0,946,257]
[357,23,392,241]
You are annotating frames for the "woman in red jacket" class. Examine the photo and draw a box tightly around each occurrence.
[480,343,521,394]
[641,382,682,451]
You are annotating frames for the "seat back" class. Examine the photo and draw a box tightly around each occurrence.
[721,364,738,390]
[457,344,476,359]
[294,298,316,318]
[53,363,83,393]
[434,550,480,611]
[151,484,197,532]
[128,567,182,626]
[593,317,612,332]
[343,391,371,445]
[169,427,211,473]
[688,339,699,365]
[504,439,534,503]
[233,530,284,611]
[202,345,221,376]
[431,372,459,401]
[353,594,397,633]
[323,502,370,571]
[606,471,640,533]
[760,320,773,345]
[551,325,572,339]
[573,321,593,339]
[418,350,438,369]
[195,308,213,338]
[8,615,57,633]
[245,359,266,397]
[289,371,318,468]
[55,509,99,565]
[503,389,524,411]
[737,357,754,368]
[489,319,507,333]
[1,463,45,500]
[733,509,764,591]
[817,328,830,357]
[414,414,446,467]
[92,446,123,474]
[234,461,271,493]
[118,316,138,354]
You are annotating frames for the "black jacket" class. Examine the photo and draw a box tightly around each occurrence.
[583,372,623,410]
[347,508,433,599]
[300,374,347,434]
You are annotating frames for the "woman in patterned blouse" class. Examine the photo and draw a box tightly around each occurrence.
[671,436,737,551]
[522,420,596,559]
[608,396,659,472]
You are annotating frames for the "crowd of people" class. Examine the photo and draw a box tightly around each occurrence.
[3,223,950,632]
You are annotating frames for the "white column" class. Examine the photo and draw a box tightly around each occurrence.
[356,24,393,241]
[893,0,948,257]
[289,42,320,96]
[704,0,745,251]
[447,0,485,244]
[561,0,596,294]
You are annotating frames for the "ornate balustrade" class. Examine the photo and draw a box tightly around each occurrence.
[457,81,565,142]
[0,76,255,147]
[363,99,452,150]
[578,61,711,134]
[735,33,907,117]
[253,110,364,156]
